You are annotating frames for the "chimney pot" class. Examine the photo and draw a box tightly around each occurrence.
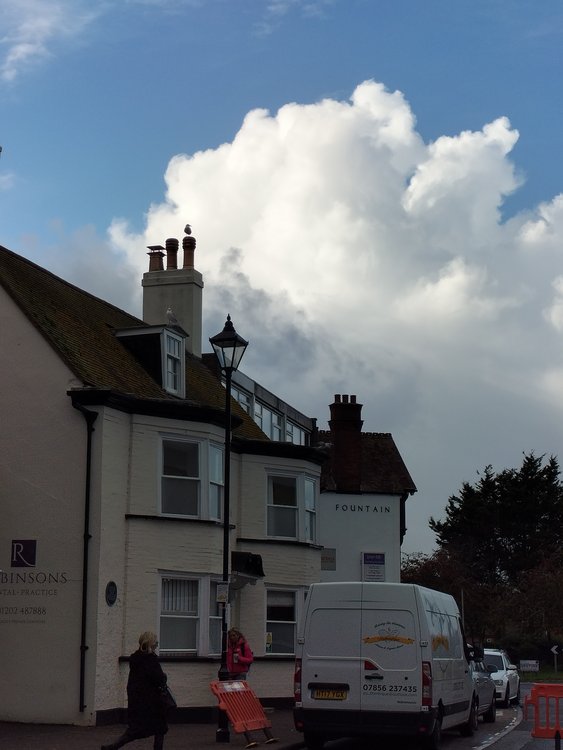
[147,245,165,272]
[183,235,196,268]
[165,238,179,270]
[335,394,341,403]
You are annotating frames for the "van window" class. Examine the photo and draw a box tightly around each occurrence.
[306,609,359,657]
[427,612,463,659]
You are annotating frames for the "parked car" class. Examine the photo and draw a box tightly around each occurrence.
[468,648,496,725]
[484,648,520,706]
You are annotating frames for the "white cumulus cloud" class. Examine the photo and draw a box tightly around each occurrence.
[105,80,563,554]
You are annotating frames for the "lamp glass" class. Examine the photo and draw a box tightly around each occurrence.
[209,315,248,372]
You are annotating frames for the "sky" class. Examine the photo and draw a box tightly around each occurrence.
[2,0,563,556]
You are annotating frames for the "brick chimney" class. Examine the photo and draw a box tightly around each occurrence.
[142,225,204,357]
[329,394,363,492]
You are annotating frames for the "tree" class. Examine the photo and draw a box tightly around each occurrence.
[429,453,563,587]
[401,548,505,644]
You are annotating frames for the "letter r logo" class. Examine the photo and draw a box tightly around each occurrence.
[11,540,37,567]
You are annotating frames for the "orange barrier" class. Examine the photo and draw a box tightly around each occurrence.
[210,680,278,747]
[524,683,563,738]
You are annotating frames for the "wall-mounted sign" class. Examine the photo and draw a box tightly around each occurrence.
[321,548,336,571]
[1,540,69,627]
[362,552,385,582]
[216,583,229,604]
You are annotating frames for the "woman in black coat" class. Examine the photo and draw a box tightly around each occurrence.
[101,631,169,750]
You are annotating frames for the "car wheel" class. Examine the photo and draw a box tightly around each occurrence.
[460,698,478,736]
[502,685,510,708]
[422,713,442,750]
[304,732,325,750]
[511,682,521,705]
[483,695,496,723]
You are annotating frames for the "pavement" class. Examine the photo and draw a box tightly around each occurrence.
[0,700,559,750]
[0,707,304,750]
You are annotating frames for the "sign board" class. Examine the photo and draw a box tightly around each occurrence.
[216,583,229,604]
[321,548,336,571]
[362,552,385,582]
[520,660,540,672]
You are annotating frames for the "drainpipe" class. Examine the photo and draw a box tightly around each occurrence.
[74,404,98,713]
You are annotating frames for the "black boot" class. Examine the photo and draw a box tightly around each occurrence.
[154,734,164,750]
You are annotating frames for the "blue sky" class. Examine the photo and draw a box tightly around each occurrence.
[2,0,563,554]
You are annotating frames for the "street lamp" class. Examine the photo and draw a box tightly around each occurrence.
[210,314,248,744]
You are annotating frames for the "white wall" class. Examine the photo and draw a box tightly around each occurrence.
[0,290,88,723]
[317,492,402,582]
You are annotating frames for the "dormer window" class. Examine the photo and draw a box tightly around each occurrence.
[165,331,184,395]
[115,325,187,398]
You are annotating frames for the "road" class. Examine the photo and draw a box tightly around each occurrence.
[315,685,535,750]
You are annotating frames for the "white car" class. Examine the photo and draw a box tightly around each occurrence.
[469,654,496,725]
[484,648,520,706]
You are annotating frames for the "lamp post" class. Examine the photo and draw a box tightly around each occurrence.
[210,314,248,744]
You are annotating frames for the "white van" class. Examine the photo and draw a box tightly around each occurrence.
[293,582,477,749]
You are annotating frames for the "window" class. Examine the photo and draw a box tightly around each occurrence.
[162,440,199,516]
[271,412,282,441]
[160,575,221,655]
[267,474,318,542]
[253,402,283,441]
[254,402,263,431]
[160,578,199,651]
[266,590,297,654]
[232,385,251,413]
[209,581,222,654]
[268,476,297,537]
[163,331,185,396]
[161,438,223,519]
[209,444,224,520]
[286,421,307,446]
[304,478,316,542]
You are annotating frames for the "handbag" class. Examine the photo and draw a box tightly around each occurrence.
[158,685,177,709]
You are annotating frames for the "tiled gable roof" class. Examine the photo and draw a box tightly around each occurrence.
[0,245,267,441]
[316,429,417,495]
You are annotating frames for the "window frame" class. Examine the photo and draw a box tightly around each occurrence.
[162,330,185,397]
[265,586,308,656]
[160,436,224,520]
[159,573,222,656]
[266,471,319,543]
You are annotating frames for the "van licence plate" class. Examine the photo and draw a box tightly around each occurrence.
[312,689,347,700]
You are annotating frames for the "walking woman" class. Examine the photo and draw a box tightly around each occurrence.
[101,631,169,750]
[227,628,254,679]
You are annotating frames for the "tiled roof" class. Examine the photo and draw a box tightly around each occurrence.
[316,429,417,495]
[0,245,267,441]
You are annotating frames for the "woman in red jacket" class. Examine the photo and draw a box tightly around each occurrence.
[226,628,253,679]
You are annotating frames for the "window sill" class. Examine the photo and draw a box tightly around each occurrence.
[125,514,226,526]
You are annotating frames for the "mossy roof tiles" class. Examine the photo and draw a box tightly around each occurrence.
[0,244,267,441]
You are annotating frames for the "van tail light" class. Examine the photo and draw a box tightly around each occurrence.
[422,661,432,707]
[294,658,302,702]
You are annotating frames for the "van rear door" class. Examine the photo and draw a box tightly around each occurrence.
[300,596,362,712]
[360,587,420,712]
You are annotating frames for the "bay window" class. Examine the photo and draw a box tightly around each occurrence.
[160,438,223,519]
[267,473,318,542]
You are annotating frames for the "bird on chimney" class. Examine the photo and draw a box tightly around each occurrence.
[184,224,192,235]
[166,306,179,325]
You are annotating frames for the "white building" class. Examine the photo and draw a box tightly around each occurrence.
[0,230,414,726]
